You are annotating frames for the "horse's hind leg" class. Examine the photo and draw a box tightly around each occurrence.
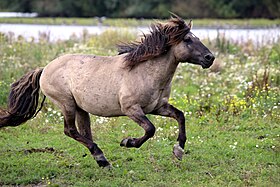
[120,105,156,148]
[76,107,92,141]
[62,103,111,168]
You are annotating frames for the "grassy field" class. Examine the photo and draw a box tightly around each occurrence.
[0,27,279,186]
[0,17,279,28]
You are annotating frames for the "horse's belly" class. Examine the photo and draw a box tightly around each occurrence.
[86,101,124,117]
[74,90,123,117]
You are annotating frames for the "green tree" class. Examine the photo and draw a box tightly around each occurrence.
[0,0,278,18]
[118,0,171,18]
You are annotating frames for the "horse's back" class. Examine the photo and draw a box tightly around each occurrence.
[40,54,126,116]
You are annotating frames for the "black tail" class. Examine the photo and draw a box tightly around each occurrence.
[0,68,45,128]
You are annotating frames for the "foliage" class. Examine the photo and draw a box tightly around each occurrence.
[0,0,279,18]
[0,17,279,29]
[0,27,279,186]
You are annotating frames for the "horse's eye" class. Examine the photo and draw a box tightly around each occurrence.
[184,37,192,44]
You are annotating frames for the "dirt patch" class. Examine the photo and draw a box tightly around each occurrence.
[23,147,63,156]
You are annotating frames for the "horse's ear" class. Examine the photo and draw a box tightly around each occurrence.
[169,11,180,19]
[187,20,193,29]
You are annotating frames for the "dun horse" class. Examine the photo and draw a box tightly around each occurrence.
[0,15,214,168]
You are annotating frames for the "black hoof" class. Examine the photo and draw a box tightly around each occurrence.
[97,160,112,169]
[94,154,111,168]
[120,138,137,148]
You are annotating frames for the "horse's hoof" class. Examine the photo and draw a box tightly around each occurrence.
[103,164,113,170]
[173,144,184,160]
[96,159,111,168]
[120,137,136,148]
[120,138,129,147]
[94,154,111,168]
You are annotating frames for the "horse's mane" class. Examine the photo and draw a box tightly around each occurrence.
[117,15,190,68]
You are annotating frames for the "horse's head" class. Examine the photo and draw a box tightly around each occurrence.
[117,14,214,69]
[172,20,215,69]
[160,14,215,68]
[173,28,215,68]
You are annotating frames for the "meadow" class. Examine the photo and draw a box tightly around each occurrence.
[0,26,279,186]
[0,17,280,28]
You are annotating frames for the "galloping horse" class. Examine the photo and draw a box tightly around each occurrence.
[0,15,214,168]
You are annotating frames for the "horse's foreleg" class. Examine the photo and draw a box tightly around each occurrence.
[152,103,186,160]
[121,105,156,148]
[63,106,111,168]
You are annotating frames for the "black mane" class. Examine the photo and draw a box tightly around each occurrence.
[117,15,190,68]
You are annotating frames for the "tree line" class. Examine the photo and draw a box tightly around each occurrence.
[0,0,279,19]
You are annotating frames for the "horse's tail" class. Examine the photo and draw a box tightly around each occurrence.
[0,68,46,128]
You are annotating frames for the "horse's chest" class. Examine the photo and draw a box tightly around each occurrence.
[142,89,165,113]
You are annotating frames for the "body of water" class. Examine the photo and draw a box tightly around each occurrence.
[0,12,38,17]
[0,23,279,45]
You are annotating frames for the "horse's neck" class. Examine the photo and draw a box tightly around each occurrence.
[141,51,178,88]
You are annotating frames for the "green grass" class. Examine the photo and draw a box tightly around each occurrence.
[0,17,279,28]
[0,27,279,186]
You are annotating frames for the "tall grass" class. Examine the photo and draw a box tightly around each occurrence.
[0,29,279,186]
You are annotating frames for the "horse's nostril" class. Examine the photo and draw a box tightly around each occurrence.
[204,53,214,61]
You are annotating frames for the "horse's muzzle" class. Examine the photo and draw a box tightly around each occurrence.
[202,53,215,69]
